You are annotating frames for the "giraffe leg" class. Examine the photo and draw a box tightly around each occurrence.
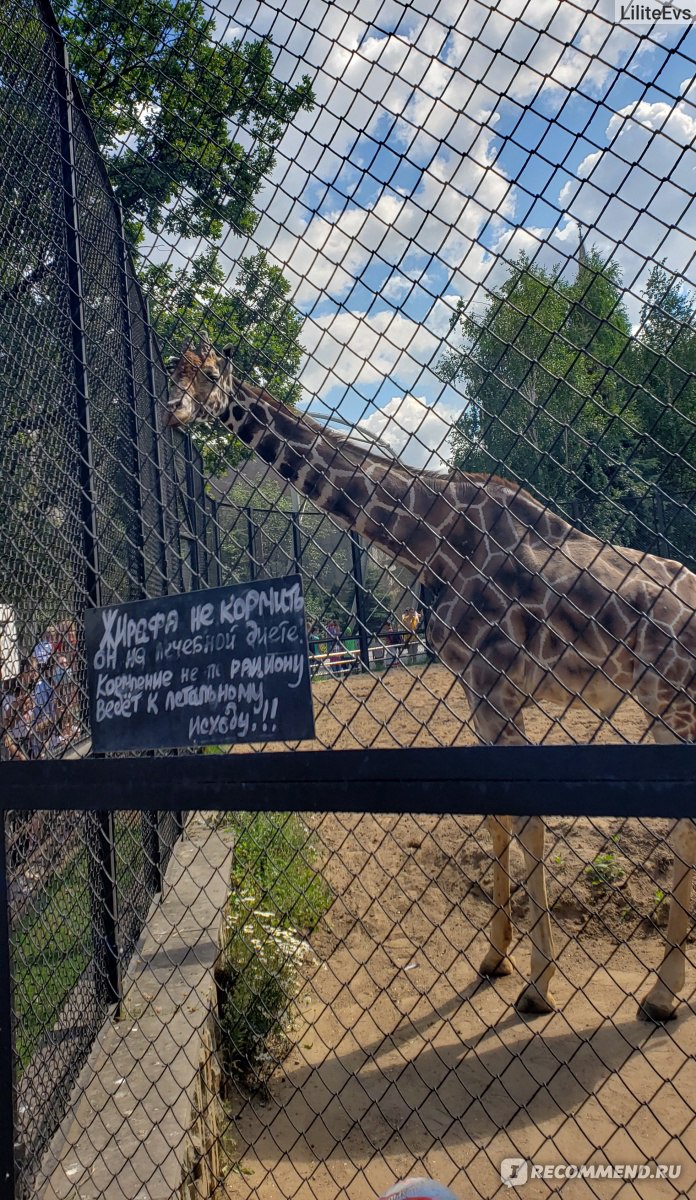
[480,815,515,977]
[463,675,549,997]
[639,818,696,1023]
[514,815,557,1014]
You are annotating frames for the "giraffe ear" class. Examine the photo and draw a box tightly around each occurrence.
[222,344,235,360]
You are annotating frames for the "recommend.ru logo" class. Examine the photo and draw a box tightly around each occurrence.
[500,1160,681,1186]
[500,1159,528,1188]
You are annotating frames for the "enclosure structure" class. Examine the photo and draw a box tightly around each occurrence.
[0,0,217,1188]
[1,0,696,1198]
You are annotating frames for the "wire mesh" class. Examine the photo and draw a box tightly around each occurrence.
[0,1,215,1190]
[1,0,696,1196]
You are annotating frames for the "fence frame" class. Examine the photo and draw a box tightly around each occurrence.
[4,2,696,1195]
[2,743,695,1194]
[3,744,695,817]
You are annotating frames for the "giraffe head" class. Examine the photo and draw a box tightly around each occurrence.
[167,333,230,426]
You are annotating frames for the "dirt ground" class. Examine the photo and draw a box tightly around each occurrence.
[223,666,695,1200]
[239,661,653,753]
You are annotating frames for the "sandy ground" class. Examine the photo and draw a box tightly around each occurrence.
[221,666,695,1200]
[238,661,652,753]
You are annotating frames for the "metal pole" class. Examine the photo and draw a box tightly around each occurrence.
[56,41,101,610]
[419,583,437,663]
[58,47,121,1016]
[210,496,223,588]
[194,455,213,588]
[116,203,147,598]
[142,812,162,897]
[144,299,171,596]
[350,534,370,671]
[183,436,202,589]
[655,491,668,557]
[291,509,302,575]
[0,816,18,1195]
[246,507,257,582]
[89,812,121,1009]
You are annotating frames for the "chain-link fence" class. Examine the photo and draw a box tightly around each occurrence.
[0,0,217,1189]
[2,0,696,1196]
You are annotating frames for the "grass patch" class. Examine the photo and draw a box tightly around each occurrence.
[585,849,625,890]
[12,816,156,1072]
[217,812,332,1088]
[11,849,92,1069]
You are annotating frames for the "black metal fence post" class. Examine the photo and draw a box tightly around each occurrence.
[145,298,171,596]
[350,533,371,670]
[419,583,438,663]
[57,44,122,1018]
[655,491,668,557]
[56,40,101,609]
[142,812,162,897]
[88,812,121,1008]
[116,203,147,597]
[0,817,18,1196]
[246,507,258,581]
[210,497,223,588]
[291,509,302,574]
[183,436,202,589]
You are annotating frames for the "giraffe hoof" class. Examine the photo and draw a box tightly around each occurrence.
[638,996,678,1023]
[515,986,557,1015]
[479,952,515,978]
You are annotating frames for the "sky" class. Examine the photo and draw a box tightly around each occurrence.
[178,0,696,469]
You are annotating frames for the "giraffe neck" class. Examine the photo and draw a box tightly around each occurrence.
[218,373,454,574]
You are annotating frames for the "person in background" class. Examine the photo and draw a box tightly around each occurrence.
[381,620,399,669]
[325,619,341,652]
[52,651,79,741]
[2,663,38,760]
[32,627,56,670]
[30,649,58,756]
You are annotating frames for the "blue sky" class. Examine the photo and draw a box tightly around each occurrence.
[182,0,696,468]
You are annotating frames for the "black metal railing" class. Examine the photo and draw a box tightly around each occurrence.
[2,0,696,1197]
[0,1,214,1188]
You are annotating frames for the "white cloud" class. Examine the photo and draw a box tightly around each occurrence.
[256,120,514,312]
[358,393,462,468]
[557,81,696,310]
[153,0,690,425]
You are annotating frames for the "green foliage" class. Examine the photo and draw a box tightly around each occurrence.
[630,264,696,560]
[218,899,304,1086]
[54,0,314,245]
[0,1,313,567]
[441,251,696,560]
[12,848,92,1069]
[142,248,306,475]
[229,811,332,933]
[218,812,331,1086]
[585,850,624,889]
[441,251,643,543]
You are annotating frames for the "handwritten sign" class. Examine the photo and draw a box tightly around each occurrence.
[84,576,315,752]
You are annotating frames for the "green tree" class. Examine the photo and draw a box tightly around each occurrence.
[142,248,306,475]
[53,0,314,479]
[629,264,696,562]
[53,0,314,245]
[440,250,643,543]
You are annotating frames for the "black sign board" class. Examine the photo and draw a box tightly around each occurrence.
[85,576,315,752]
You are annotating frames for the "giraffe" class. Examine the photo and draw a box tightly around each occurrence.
[167,334,696,1022]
